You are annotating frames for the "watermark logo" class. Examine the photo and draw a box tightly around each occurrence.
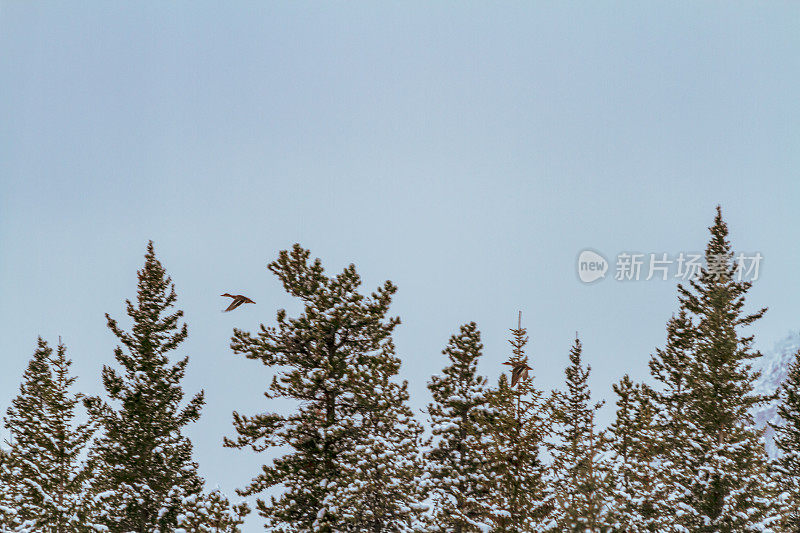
[577,250,763,284]
[577,250,609,283]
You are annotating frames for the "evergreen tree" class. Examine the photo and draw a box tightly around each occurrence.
[606,376,665,532]
[0,447,13,528]
[772,348,800,530]
[225,244,426,532]
[648,207,779,532]
[644,310,701,532]
[547,336,610,532]
[648,309,694,449]
[424,322,493,532]
[176,489,250,532]
[84,241,205,532]
[480,313,550,532]
[330,337,428,532]
[1,337,96,532]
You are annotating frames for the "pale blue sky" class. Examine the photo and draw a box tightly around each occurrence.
[1,3,799,530]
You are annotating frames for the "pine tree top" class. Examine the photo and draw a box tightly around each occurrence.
[673,207,767,432]
[550,335,605,454]
[105,240,189,369]
[83,242,204,532]
[508,310,529,363]
[225,245,426,532]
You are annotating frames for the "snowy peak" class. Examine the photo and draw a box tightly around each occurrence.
[753,330,800,457]
[755,330,799,397]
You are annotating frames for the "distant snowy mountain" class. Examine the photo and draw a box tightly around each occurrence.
[753,330,799,458]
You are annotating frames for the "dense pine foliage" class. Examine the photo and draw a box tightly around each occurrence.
[547,336,610,532]
[480,315,550,531]
[1,208,798,532]
[82,241,208,532]
[773,349,800,530]
[646,208,779,532]
[225,245,426,532]
[1,338,96,532]
[424,322,493,532]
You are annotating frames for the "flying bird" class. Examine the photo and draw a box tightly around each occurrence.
[503,358,532,387]
[221,293,255,312]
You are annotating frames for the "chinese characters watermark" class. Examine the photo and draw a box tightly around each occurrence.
[577,250,762,284]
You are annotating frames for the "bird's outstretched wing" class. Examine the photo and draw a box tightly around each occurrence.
[511,366,522,387]
[222,294,255,312]
[508,362,532,387]
[224,297,245,312]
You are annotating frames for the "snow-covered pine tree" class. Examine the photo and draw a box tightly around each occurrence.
[225,244,425,532]
[606,375,639,531]
[1,337,96,532]
[0,447,15,530]
[644,309,701,532]
[0,447,13,529]
[656,207,779,531]
[648,310,694,445]
[424,322,493,532]
[480,313,550,532]
[176,489,250,532]
[330,337,428,532]
[772,348,800,530]
[606,376,668,532]
[84,241,205,532]
[547,335,610,532]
